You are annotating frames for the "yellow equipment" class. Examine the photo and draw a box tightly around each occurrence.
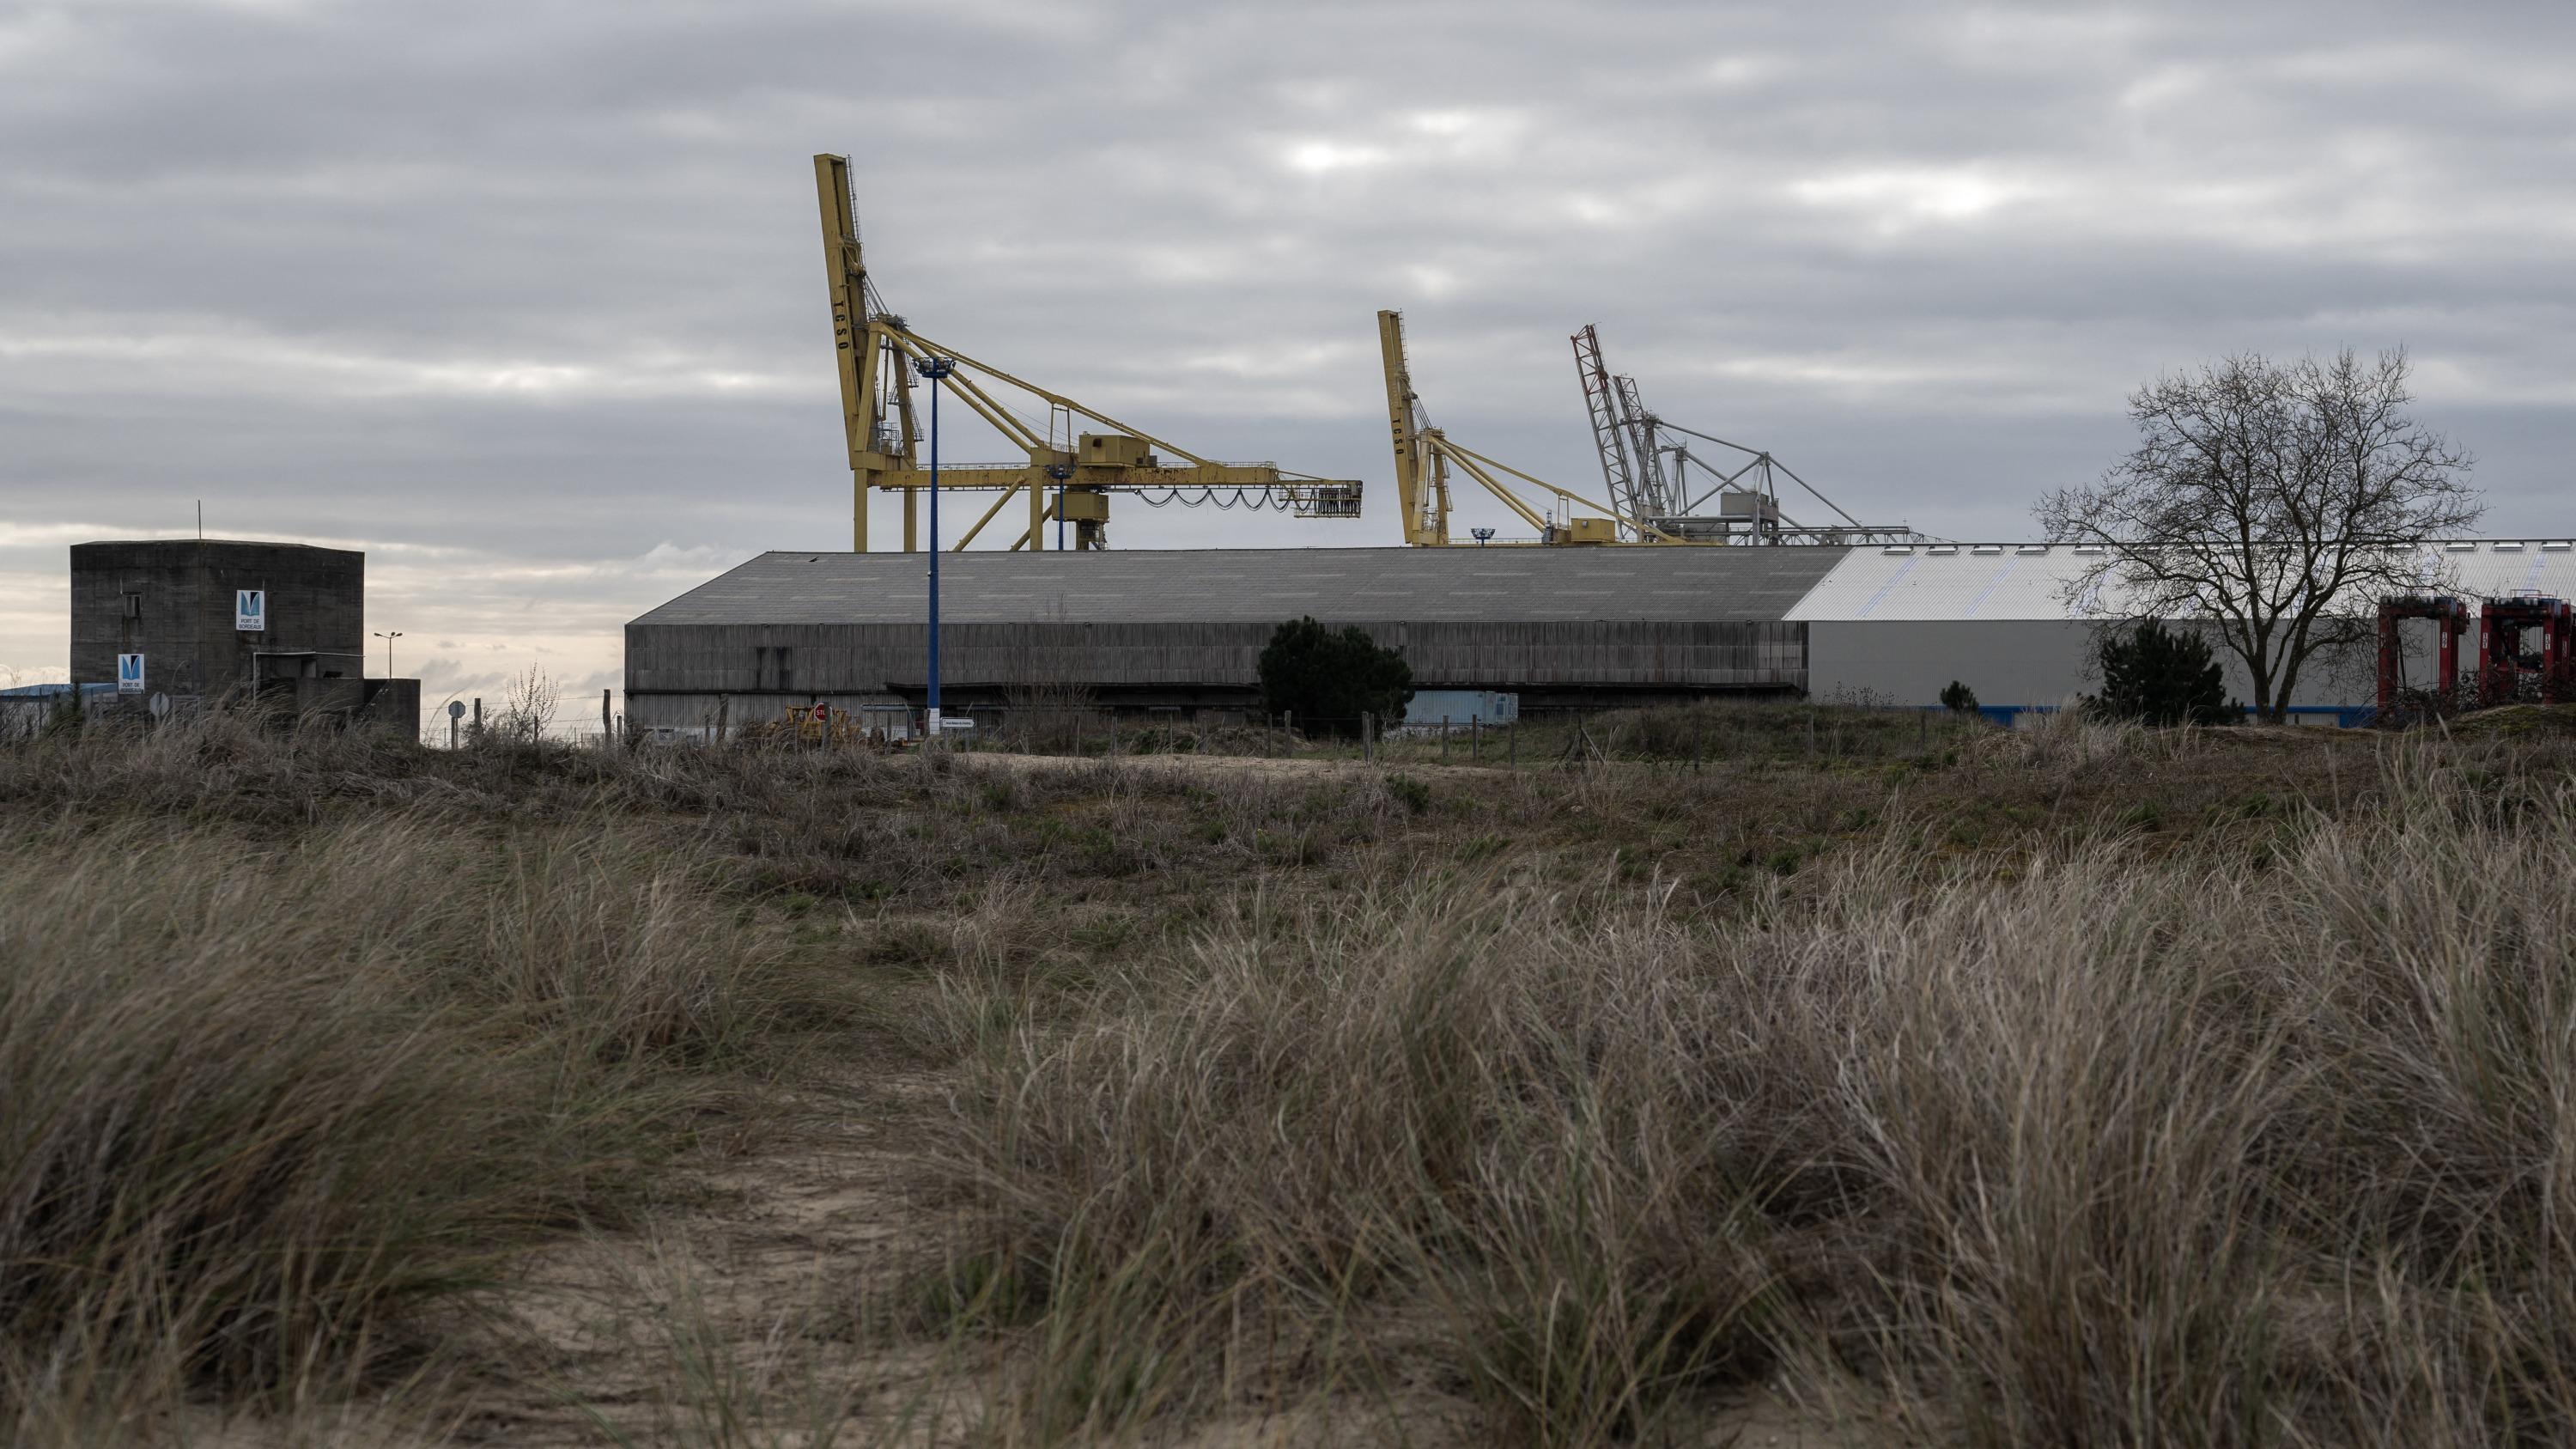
[1376,308,1681,546]
[817,154,1363,552]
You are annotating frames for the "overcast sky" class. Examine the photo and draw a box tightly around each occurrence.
[5,0,2573,713]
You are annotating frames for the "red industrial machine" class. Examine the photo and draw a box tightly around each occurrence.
[2376,594,2470,719]
[2476,594,2576,707]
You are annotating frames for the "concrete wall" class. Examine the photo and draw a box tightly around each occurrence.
[626,692,914,740]
[70,540,366,703]
[359,679,420,738]
[1,679,416,739]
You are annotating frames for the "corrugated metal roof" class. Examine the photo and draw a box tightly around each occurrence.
[1789,546,2111,620]
[631,546,1853,628]
[631,541,2576,632]
[1786,541,2576,621]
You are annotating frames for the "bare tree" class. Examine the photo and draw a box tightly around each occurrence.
[2037,348,2480,722]
[496,664,559,744]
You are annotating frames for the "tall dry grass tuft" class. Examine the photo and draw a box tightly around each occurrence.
[922,740,2576,1445]
[928,875,1786,1444]
[1969,697,2180,771]
[0,805,801,1422]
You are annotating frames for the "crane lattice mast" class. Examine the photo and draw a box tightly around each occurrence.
[1571,325,1653,538]
[1608,373,1670,516]
[1565,322,1917,545]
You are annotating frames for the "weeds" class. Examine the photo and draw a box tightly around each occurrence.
[0,727,828,1431]
[12,712,2576,1446]
[923,739,2576,1446]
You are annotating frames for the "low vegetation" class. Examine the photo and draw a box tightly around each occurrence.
[2089,618,2245,726]
[4,704,2574,1445]
[1257,614,1415,736]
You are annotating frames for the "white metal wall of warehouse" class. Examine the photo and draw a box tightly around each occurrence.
[1785,540,2576,623]
[1789,540,2576,712]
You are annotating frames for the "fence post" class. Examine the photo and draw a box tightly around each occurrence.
[1284,710,1293,757]
[1363,711,1372,763]
[601,689,611,749]
[1441,717,1450,761]
[1509,721,1517,768]
[1472,715,1480,762]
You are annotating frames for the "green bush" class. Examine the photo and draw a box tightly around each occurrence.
[1941,680,1979,714]
[1257,616,1413,738]
[2089,621,2243,727]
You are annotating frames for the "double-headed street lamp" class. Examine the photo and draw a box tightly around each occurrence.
[913,356,955,741]
[373,630,403,677]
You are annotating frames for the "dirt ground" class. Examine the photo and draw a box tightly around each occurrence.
[415,1063,1893,1448]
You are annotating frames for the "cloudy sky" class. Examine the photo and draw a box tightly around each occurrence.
[5,0,2572,715]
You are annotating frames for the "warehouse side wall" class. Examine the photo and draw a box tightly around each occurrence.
[626,617,1812,721]
[1807,620,2099,709]
[1809,619,2379,713]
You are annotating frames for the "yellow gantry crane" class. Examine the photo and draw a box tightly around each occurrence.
[1377,308,1680,546]
[1377,308,1914,547]
[817,155,1363,552]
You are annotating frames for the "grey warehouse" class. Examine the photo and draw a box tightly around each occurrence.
[624,542,2575,736]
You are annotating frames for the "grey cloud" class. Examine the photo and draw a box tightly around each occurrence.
[6,0,2575,694]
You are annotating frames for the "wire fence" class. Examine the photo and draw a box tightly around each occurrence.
[697,699,1998,770]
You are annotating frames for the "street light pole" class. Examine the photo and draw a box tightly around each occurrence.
[373,630,403,677]
[914,356,954,741]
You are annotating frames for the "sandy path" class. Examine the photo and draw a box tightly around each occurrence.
[454,1069,957,1446]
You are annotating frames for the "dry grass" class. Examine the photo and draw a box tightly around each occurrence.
[7,709,2574,1446]
[917,733,2576,1446]
[0,718,839,1438]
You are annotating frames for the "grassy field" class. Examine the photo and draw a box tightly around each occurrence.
[5,704,2575,1445]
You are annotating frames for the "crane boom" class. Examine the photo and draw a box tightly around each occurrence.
[1378,310,1673,546]
[1376,309,1447,545]
[1571,321,1917,545]
[815,154,1364,552]
[1571,325,1649,536]
[1609,373,1668,515]
[815,154,881,548]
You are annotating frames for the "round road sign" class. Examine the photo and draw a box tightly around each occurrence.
[447,700,467,720]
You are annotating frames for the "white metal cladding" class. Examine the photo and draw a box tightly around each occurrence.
[1786,542,2576,622]
[1806,619,2381,709]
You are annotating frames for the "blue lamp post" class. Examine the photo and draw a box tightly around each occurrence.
[914,355,955,740]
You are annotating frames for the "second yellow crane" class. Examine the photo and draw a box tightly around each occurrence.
[1377,308,1672,546]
